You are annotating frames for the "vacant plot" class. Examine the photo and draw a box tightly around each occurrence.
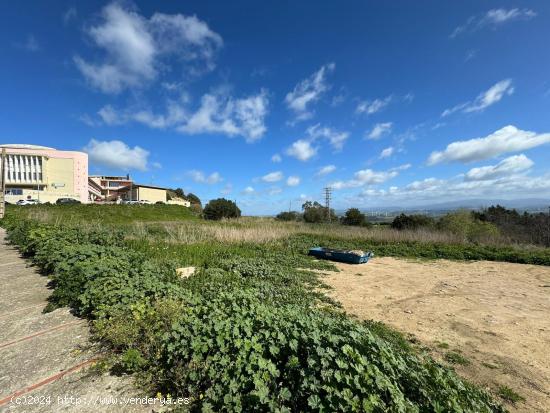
[323,258,550,412]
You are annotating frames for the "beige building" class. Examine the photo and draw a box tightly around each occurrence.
[120,184,169,204]
[88,175,133,201]
[1,144,88,204]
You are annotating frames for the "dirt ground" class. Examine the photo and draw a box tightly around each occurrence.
[322,257,550,413]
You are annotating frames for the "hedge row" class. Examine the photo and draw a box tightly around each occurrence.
[1,216,505,412]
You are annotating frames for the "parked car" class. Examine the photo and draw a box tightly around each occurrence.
[139,200,151,205]
[123,200,141,205]
[16,199,40,206]
[56,198,81,205]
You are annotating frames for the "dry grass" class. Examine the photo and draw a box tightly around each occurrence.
[128,218,470,246]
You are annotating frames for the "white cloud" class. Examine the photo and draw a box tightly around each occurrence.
[268,187,282,195]
[97,90,269,142]
[84,139,149,171]
[177,90,268,142]
[271,154,282,163]
[152,162,162,169]
[188,170,223,184]
[356,96,391,115]
[428,125,550,165]
[287,176,300,186]
[242,186,255,195]
[285,63,335,121]
[451,8,536,38]
[331,168,400,190]
[261,171,283,183]
[306,124,349,150]
[74,2,222,93]
[380,147,394,159]
[464,154,533,181]
[442,79,514,117]
[316,165,336,177]
[357,172,550,206]
[286,139,317,161]
[366,122,392,140]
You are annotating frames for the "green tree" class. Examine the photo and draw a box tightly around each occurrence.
[203,198,241,220]
[174,188,185,199]
[276,211,300,221]
[341,208,369,226]
[302,201,336,223]
[391,213,435,230]
[185,193,202,206]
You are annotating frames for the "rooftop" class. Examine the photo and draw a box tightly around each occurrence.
[0,144,56,150]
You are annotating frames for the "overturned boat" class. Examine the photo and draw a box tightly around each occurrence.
[308,247,374,264]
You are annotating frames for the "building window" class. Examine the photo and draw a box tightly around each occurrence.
[108,182,121,187]
[6,188,23,195]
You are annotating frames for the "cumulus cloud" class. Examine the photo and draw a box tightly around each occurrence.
[271,154,282,163]
[286,139,317,161]
[356,96,391,115]
[451,8,536,38]
[464,154,533,181]
[84,139,149,171]
[261,171,283,183]
[331,168,400,190]
[442,79,514,117]
[428,125,550,165]
[177,90,269,142]
[367,122,392,140]
[316,165,336,177]
[187,170,223,184]
[358,170,550,206]
[306,124,349,151]
[286,176,300,186]
[380,147,394,159]
[74,2,222,93]
[95,90,269,142]
[285,63,335,121]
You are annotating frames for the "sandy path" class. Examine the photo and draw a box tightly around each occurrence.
[322,257,550,413]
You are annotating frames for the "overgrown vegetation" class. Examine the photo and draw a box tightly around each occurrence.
[393,206,550,246]
[1,210,506,412]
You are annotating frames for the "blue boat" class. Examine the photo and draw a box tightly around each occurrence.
[308,247,374,264]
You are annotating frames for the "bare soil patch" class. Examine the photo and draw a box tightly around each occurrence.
[323,257,550,412]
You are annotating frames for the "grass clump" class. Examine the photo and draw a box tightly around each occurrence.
[497,385,524,404]
[444,351,471,366]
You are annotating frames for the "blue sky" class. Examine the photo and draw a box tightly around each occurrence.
[1,1,550,214]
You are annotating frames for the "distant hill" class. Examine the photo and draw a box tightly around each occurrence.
[340,199,550,214]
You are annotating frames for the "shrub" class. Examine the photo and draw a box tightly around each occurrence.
[341,208,369,226]
[203,198,241,220]
[275,211,301,221]
[438,211,500,243]
[391,213,435,230]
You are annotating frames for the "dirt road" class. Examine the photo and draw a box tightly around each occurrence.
[323,257,550,413]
